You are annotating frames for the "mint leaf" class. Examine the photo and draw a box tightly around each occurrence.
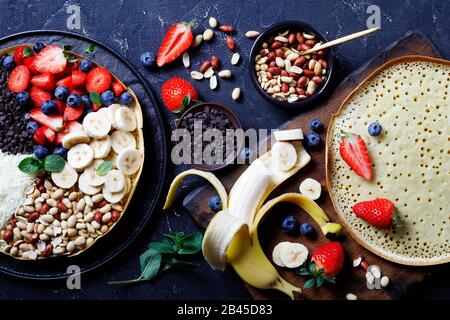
[85,43,95,55]
[139,249,162,280]
[23,47,34,58]
[18,157,42,174]
[43,155,65,172]
[178,232,202,254]
[90,92,102,106]
[148,242,175,254]
[96,161,113,176]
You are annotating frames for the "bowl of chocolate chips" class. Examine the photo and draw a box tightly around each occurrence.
[175,102,244,171]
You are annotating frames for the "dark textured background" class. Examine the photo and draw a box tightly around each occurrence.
[0,0,449,299]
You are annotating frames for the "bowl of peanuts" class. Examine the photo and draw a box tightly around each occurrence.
[249,21,335,109]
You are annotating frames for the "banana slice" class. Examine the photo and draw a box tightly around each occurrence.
[271,142,297,171]
[83,160,106,187]
[78,172,102,195]
[116,148,142,175]
[115,107,136,132]
[299,178,321,200]
[107,104,121,127]
[62,131,90,149]
[51,163,78,189]
[96,107,110,122]
[67,143,94,170]
[104,169,126,193]
[83,112,111,138]
[89,136,112,159]
[274,129,304,141]
[272,242,290,267]
[111,130,136,154]
[279,242,308,268]
[103,184,126,204]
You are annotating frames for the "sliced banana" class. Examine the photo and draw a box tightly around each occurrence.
[115,107,136,132]
[51,163,78,189]
[103,185,126,204]
[111,130,136,154]
[62,131,90,149]
[89,136,112,159]
[279,242,308,268]
[272,242,290,267]
[274,129,304,141]
[67,143,94,170]
[107,103,121,127]
[83,112,111,138]
[299,178,322,200]
[116,148,142,175]
[78,172,102,195]
[104,169,126,193]
[271,142,297,171]
[96,107,110,122]
[83,160,106,187]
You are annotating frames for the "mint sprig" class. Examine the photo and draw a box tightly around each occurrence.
[23,47,34,58]
[85,43,95,55]
[18,155,65,175]
[90,92,102,106]
[96,160,113,176]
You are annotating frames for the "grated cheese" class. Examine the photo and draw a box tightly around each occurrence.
[0,151,33,229]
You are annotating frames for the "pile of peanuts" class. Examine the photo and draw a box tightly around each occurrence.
[0,176,123,260]
[254,29,328,103]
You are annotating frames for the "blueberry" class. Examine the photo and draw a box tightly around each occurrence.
[119,92,133,105]
[281,215,298,233]
[79,59,94,73]
[67,93,81,108]
[310,118,324,133]
[300,223,315,237]
[34,145,48,159]
[239,147,252,162]
[15,92,30,106]
[140,52,156,68]
[101,90,115,106]
[368,122,382,136]
[26,121,39,134]
[2,55,15,71]
[208,195,222,212]
[54,86,69,101]
[53,147,67,159]
[33,42,45,53]
[81,94,91,108]
[41,100,58,115]
[304,132,321,148]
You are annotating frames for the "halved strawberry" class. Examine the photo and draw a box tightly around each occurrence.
[34,45,67,74]
[55,99,66,114]
[54,121,82,145]
[23,56,39,74]
[33,128,47,145]
[29,86,51,107]
[112,81,125,96]
[72,69,86,88]
[339,133,373,180]
[38,126,56,143]
[29,108,64,132]
[157,22,194,67]
[31,73,56,91]
[13,46,25,65]
[7,65,31,93]
[92,105,102,112]
[64,105,84,121]
[71,88,86,96]
[54,61,79,79]
[56,76,73,90]
[86,67,112,94]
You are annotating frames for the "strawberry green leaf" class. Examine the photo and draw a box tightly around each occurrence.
[62,44,74,52]
[85,43,95,55]
[182,93,191,108]
[23,47,34,58]
[304,278,316,289]
[316,276,325,288]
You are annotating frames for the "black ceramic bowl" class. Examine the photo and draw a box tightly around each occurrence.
[249,21,335,109]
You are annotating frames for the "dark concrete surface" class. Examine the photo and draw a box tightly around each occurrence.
[0,0,448,299]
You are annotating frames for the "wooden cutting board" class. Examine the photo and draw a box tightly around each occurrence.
[180,32,442,300]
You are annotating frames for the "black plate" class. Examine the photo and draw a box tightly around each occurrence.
[0,30,168,279]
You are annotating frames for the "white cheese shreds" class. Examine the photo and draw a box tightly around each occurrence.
[0,151,33,229]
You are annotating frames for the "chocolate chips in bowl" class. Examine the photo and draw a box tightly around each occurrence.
[175,102,244,171]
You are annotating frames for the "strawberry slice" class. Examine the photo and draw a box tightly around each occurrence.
[31,73,56,91]
[72,69,87,88]
[64,105,84,121]
[23,56,39,74]
[56,75,73,90]
[55,99,66,114]
[29,86,51,107]
[92,105,102,112]
[339,132,373,180]
[33,45,67,74]
[71,88,86,96]
[13,46,26,65]
[54,61,79,79]
[38,126,56,143]
[33,128,47,145]
[112,81,125,96]
[29,108,64,132]
[54,121,82,145]
[157,22,194,67]
[86,67,112,94]
[7,65,31,93]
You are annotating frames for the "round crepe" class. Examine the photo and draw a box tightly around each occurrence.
[327,56,449,266]
[0,45,145,259]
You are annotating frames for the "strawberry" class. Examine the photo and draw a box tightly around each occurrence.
[56,76,73,90]
[29,86,51,107]
[71,88,86,96]
[33,45,67,74]
[339,132,373,180]
[13,46,26,65]
[157,22,194,67]
[112,81,125,96]
[23,56,39,74]
[298,242,344,288]
[71,69,86,88]
[64,105,84,121]
[54,61,79,79]
[37,126,56,143]
[7,65,31,93]
[54,121,82,145]
[161,77,198,112]
[54,99,66,114]
[92,105,102,112]
[86,67,112,94]
[29,108,64,132]
[31,73,56,91]
[33,128,47,145]
[353,198,400,229]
